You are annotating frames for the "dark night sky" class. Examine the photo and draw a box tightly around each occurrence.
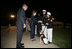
[1,0,72,26]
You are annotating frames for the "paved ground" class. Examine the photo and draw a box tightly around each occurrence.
[1,26,60,48]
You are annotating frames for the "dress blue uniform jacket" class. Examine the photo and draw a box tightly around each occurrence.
[42,17,53,28]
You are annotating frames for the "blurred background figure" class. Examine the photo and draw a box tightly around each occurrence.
[25,19,29,32]
[37,13,43,37]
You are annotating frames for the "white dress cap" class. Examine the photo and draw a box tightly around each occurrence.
[47,12,51,15]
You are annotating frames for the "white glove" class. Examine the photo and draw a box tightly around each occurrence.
[23,24,26,28]
[46,23,49,25]
[43,38,48,44]
[38,20,42,23]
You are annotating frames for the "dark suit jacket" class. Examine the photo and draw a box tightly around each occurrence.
[16,8,26,26]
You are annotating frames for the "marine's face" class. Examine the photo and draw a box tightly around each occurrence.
[47,14,50,18]
[43,11,46,15]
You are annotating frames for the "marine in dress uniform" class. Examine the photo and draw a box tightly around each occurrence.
[37,10,47,37]
[43,12,54,44]
[37,14,43,37]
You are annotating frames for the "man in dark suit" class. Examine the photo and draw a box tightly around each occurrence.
[30,11,37,41]
[16,4,28,48]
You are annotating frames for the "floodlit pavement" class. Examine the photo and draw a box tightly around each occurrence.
[1,26,59,48]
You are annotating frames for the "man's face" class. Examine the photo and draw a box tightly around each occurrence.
[23,5,28,11]
[47,14,50,18]
[33,13,36,16]
[43,11,46,15]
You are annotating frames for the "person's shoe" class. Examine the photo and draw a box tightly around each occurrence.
[21,45,24,48]
[16,45,24,48]
[43,38,48,45]
[16,44,24,48]
[31,38,35,41]
[21,43,24,45]
[48,42,52,44]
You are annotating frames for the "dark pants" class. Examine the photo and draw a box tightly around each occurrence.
[17,23,23,47]
[37,23,42,36]
[30,22,35,39]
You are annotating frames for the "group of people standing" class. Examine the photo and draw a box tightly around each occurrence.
[30,9,54,44]
[16,4,54,48]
